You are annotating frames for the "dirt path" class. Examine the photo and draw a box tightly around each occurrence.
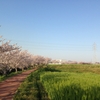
[0,68,37,100]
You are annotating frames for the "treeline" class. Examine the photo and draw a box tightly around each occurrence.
[0,36,51,76]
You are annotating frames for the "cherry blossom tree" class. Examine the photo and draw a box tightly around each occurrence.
[0,36,51,75]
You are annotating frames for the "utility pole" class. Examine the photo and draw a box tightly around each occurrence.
[93,43,97,64]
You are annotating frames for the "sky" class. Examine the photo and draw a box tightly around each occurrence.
[0,0,100,62]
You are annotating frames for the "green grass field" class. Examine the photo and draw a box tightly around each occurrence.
[40,72,100,100]
[14,64,100,100]
[48,64,100,73]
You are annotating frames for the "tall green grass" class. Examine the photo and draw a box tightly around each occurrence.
[40,72,100,100]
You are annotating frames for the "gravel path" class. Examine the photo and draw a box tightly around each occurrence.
[0,69,36,100]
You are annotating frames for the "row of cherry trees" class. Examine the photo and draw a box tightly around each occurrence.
[0,36,51,75]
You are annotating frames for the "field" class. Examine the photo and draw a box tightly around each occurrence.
[14,64,100,100]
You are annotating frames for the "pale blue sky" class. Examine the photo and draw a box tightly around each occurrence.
[0,0,100,62]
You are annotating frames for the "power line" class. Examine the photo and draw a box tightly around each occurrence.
[10,40,100,48]
[5,38,93,46]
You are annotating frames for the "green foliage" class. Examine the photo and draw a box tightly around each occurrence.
[0,75,5,82]
[38,67,61,72]
[40,72,100,100]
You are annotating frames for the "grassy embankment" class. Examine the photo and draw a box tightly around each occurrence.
[14,68,51,100]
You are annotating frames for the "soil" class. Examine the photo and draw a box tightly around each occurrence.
[0,69,37,100]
